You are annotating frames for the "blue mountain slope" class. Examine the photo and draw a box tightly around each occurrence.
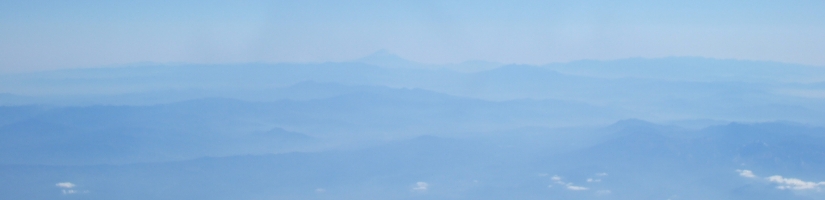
[2,121,824,200]
[0,135,505,200]
[0,105,50,126]
[0,86,619,165]
[695,123,825,176]
[537,120,825,200]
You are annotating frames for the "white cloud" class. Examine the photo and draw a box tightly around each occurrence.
[767,175,825,190]
[315,188,326,193]
[595,173,608,176]
[587,178,601,183]
[736,170,825,191]
[56,182,75,189]
[413,182,428,191]
[566,184,589,191]
[596,190,612,195]
[55,182,88,195]
[60,189,89,195]
[551,175,567,185]
[548,175,589,191]
[737,169,756,178]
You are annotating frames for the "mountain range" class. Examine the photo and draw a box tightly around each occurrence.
[1,53,824,199]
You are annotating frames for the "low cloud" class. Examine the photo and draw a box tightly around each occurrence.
[549,175,589,191]
[56,182,75,189]
[412,182,428,192]
[566,184,589,191]
[736,169,756,178]
[735,170,825,191]
[55,182,88,195]
[767,175,825,190]
[587,178,601,183]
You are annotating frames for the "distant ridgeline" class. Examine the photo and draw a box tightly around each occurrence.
[1,57,823,125]
[1,57,825,199]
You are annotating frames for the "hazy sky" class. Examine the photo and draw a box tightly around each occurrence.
[1,0,824,72]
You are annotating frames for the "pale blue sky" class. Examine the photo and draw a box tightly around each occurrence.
[1,0,824,72]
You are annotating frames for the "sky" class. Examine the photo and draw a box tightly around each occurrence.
[1,0,824,73]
